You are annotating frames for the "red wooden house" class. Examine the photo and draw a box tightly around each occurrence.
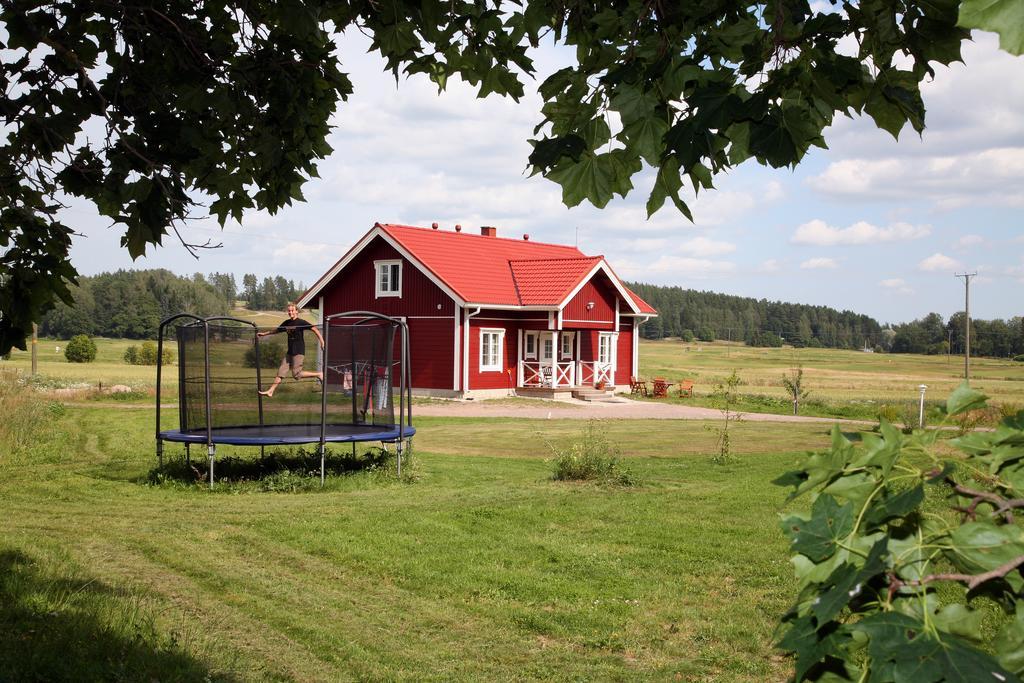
[297,223,657,398]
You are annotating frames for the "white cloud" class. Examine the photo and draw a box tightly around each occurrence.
[880,278,914,294]
[801,257,839,270]
[618,256,736,279]
[956,234,985,248]
[791,219,930,246]
[678,236,736,257]
[758,259,781,273]
[918,253,961,272]
[763,181,785,201]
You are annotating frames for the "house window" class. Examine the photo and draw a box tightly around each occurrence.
[560,332,574,360]
[524,332,538,360]
[375,260,402,298]
[480,329,504,372]
[598,333,613,365]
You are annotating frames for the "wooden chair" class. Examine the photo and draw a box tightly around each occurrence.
[652,377,672,398]
[629,376,648,397]
[677,379,694,397]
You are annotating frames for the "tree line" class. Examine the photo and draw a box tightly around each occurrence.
[627,283,882,350]
[627,283,1024,358]
[890,312,1024,358]
[39,270,305,340]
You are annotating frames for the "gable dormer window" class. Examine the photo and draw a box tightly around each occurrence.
[375,260,402,298]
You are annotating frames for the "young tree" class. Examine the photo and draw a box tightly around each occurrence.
[2,1,1021,354]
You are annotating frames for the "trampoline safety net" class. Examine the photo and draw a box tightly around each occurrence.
[175,318,399,435]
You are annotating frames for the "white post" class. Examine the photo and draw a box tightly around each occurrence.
[550,331,558,387]
[918,384,928,428]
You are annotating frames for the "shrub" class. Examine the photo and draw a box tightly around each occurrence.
[1014,354,1024,362]
[696,327,715,342]
[244,341,284,369]
[64,335,97,363]
[124,341,173,365]
[547,421,636,486]
[680,329,695,342]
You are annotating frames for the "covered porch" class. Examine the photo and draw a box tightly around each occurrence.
[515,329,617,391]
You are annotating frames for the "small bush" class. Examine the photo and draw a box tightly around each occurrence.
[680,329,695,342]
[64,335,97,363]
[124,341,173,365]
[548,421,636,486]
[244,341,284,369]
[877,404,900,424]
[1014,354,1024,362]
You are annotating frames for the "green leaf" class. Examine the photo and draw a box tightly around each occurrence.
[812,539,887,623]
[946,381,989,416]
[853,611,1015,682]
[645,156,691,219]
[610,85,657,125]
[528,135,587,170]
[783,494,855,562]
[995,608,1024,674]
[958,0,1024,55]
[546,150,640,209]
[620,115,668,165]
[823,472,878,509]
[863,485,924,528]
[931,604,986,642]
[949,521,1024,591]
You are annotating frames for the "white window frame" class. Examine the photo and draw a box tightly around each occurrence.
[598,332,614,365]
[375,259,402,298]
[560,332,575,360]
[479,328,505,372]
[524,331,538,360]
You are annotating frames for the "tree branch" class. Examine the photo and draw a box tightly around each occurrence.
[890,554,1024,592]
[948,479,1015,524]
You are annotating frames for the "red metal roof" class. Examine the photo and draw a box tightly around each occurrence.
[301,223,657,314]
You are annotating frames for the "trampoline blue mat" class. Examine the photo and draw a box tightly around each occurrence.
[159,424,415,446]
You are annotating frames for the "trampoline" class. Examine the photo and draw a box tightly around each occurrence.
[155,311,415,486]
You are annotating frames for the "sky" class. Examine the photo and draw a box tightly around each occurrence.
[63,30,1024,325]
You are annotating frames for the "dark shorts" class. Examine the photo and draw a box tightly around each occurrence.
[277,354,304,379]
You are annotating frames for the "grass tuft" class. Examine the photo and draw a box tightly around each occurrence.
[547,420,637,486]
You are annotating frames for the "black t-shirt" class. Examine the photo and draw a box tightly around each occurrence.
[277,318,312,356]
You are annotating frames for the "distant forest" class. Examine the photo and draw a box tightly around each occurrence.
[38,271,1023,357]
[40,270,305,339]
[626,282,1024,357]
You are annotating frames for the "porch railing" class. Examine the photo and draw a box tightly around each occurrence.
[520,360,576,388]
[577,361,614,386]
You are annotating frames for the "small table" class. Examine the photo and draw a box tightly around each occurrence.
[652,378,673,398]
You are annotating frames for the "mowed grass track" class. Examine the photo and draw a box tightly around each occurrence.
[0,404,834,681]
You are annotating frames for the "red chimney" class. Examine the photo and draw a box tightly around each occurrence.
[455,224,462,232]
[523,234,530,241]
[481,226,497,237]
[431,222,438,230]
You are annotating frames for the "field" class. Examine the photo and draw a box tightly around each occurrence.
[0,386,837,681]
[3,336,1020,679]
[638,339,1024,420]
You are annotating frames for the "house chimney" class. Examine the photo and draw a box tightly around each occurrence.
[481,226,497,237]
[455,224,462,232]
[523,234,530,241]
[431,222,438,230]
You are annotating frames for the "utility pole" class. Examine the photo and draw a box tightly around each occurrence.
[954,272,977,382]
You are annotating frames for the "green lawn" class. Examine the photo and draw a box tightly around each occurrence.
[0,390,837,681]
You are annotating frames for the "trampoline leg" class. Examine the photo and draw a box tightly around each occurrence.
[156,440,163,470]
[319,444,326,487]
[208,445,216,489]
[185,443,191,468]
[396,440,403,478]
